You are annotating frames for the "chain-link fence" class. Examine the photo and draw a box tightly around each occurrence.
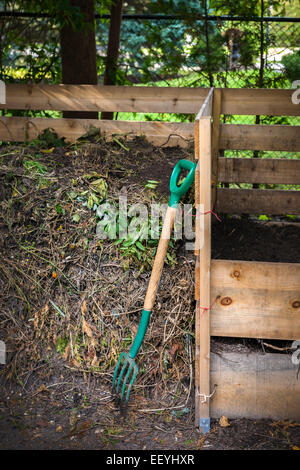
[1,13,299,146]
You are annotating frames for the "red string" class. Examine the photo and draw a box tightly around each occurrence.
[199,296,220,317]
[200,210,222,222]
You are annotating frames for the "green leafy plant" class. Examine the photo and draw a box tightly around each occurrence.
[29,129,66,148]
[281,50,300,83]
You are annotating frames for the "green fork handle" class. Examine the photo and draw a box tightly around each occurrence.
[128,159,196,360]
[129,309,151,358]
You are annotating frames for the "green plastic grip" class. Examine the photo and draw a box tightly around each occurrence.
[129,309,151,359]
[168,159,196,208]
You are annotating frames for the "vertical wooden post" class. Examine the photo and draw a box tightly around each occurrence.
[198,116,212,433]
[211,88,221,209]
[194,88,213,432]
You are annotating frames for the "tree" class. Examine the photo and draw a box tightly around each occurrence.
[60,0,98,119]
[101,0,123,120]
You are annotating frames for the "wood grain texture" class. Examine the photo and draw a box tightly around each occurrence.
[2,84,299,116]
[221,88,300,116]
[210,352,300,420]
[211,89,221,209]
[0,116,194,147]
[0,84,208,114]
[220,124,300,151]
[210,260,300,340]
[215,188,300,215]
[143,206,177,311]
[196,116,212,426]
[195,87,214,120]
[218,157,300,184]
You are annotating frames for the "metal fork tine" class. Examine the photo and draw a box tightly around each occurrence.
[120,363,134,401]
[116,355,130,393]
[112,352,139,406]
[125,363,138,403]
[112,352,125,393]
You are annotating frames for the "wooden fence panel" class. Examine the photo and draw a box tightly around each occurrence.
[0,116,194,147]
[210,260,300,340]
[0,84,208,114]
[210,352,300,420]
[220,124,300,151]
[1,85,299,116]
[218,157,300,185]
[221,88,300,116]
[215,188,300,215]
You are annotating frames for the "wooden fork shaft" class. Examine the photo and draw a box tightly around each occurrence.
[143,206,177,311]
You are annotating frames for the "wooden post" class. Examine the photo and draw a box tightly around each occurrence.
[211,88,221,209]
[198,116,212,433]
[194,89,213,433]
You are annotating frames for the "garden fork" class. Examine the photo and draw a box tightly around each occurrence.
[112,159,196,411]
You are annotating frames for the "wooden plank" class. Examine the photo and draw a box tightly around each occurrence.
[0,84,208,114]
[2,85,299,116]
[221,88,300,116]
[218,157,300,185]
[194,163,201,256]
[220,124,300,152]
[210,260,300,340]
[195,87,214,120]
[196,116,212,431]
[215,188,300,215]
[0,116,194,147]
[211,89,222,209]
[195,256,200,301]
[194,120,199,159]
[210,352,300,420]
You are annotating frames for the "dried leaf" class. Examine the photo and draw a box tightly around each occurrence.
[36,384,47,394]
[219,415,230,427]
[81,300,87,316]
[170,343,179,360]
[82,318,93,338]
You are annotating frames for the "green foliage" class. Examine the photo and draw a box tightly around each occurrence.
[29,129,66,148]
[281,50,300,83]
[56,335,69,355]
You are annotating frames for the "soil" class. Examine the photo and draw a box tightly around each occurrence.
[0,136,299,451]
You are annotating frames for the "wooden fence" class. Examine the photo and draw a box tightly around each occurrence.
[194,87,300,430]
[0,83,300,427]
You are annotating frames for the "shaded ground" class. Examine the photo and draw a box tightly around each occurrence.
[0,135,299,451]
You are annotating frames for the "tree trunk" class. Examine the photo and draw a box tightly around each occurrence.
[101,0,123,120]
[60,0,98,119]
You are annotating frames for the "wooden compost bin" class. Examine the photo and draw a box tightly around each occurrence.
[194,88,300,432]
[1,84,299,429]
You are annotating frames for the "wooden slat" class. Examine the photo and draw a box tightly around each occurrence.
[196,116,212,430]
[195,87,214,120]
[211,89,222,209]
[2,85,299,116]
[194,164,201,257]
[215,188,300,215]
[0,84,208,114]
[210,352,300,420]
[220,124,300,151]
[0,116,194,147]
[218,157,300,185]
[210,260,300,340]
[221,88,300,116]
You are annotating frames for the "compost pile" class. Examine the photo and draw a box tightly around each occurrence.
[0,136,198,410]
[1,135,300,450]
